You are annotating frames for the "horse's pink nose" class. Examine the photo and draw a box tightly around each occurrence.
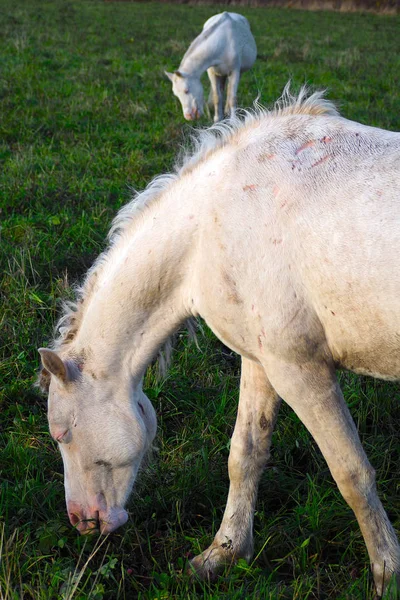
[68,501,99,533]
[67,500,128,534]
[184,107,201,121]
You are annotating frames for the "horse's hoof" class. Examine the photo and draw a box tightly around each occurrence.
[188,548,222,582]
[188,542,244,582]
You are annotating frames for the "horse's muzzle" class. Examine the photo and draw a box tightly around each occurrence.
[184,109,201,120]
[67,500,128,534]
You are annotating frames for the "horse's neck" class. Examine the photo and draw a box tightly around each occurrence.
[180,24,224,76]
[74,186,197,381]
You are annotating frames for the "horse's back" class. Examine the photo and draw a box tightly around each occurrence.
[202,12,257,70]
[203,12,251,32]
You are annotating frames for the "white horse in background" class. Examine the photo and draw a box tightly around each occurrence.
[165,12,257,122]
[39,86,400,597]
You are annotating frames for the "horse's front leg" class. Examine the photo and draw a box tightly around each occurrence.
[190,357,281,580]
[207,68,225,123]
[225,69,241,118]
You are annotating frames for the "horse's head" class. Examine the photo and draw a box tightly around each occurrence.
[165,70,204,120]
[38,348,157,534]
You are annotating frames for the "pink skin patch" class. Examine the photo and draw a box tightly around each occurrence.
[243,184,257,192]
[296,137,332,156]
[296,140,316,154]
[50,426,69,443]
[272,185,280,197]
[311,155,331,168]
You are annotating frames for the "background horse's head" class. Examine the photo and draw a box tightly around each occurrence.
[165,70,204,120]
[39,348,157,534]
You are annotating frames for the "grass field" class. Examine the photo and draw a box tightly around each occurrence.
[1,1,400,598]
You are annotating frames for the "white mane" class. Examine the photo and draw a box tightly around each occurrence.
[51,85,338,352]
[110,85,338,239]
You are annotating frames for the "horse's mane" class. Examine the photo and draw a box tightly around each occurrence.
[50,85,338,356]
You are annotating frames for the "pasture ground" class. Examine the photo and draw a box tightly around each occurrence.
[1,1,400,598]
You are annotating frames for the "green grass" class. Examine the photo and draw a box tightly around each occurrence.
[1,1,400,598]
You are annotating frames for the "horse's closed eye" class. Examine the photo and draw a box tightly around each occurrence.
[53,429,72,444]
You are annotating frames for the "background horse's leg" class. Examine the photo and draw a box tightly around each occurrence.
[190,357,281,579]
[225,69,240,118]
[207,69,225,122]
[265,356,400,597]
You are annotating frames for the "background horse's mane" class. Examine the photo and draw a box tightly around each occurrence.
[50,85,338,357]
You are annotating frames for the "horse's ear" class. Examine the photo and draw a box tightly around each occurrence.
[38,366,51,393]
[38,348,68,385]
[164,71,174,82]
[175,70,183,78]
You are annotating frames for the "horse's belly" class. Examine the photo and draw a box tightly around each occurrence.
[334,346,400,381]
[304,263,400,381]
[240,37,257,70]
[325,321,400,380]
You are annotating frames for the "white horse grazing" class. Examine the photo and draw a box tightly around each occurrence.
[165,12,257,122]
[39,87,400,597]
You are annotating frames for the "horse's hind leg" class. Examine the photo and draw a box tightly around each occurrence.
[189,357,281,580]
[265,356,400,597]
